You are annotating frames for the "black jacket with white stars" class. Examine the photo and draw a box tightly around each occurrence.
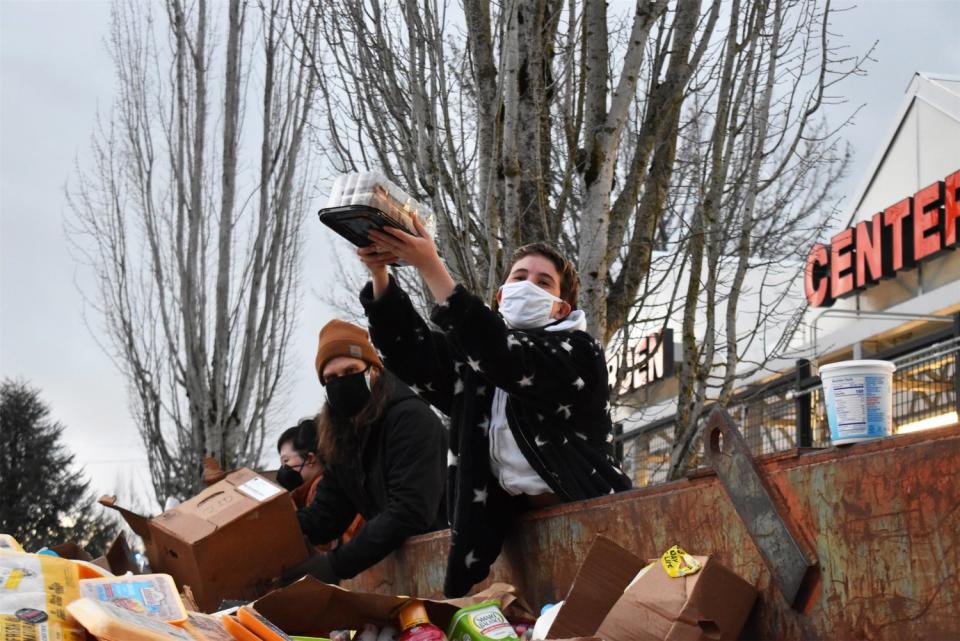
[360,276,632,597]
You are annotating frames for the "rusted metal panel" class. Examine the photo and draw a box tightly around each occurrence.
[344,425,960,640]
[704,408,818,608]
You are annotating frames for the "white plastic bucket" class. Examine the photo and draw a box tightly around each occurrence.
[819,359,896,445]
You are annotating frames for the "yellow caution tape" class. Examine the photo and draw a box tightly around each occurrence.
[660,545,702,578]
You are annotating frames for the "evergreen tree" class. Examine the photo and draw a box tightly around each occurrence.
[0,378,118,555]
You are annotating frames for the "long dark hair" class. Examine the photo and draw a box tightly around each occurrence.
[316,366,394,464]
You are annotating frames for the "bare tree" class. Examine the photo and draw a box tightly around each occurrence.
[68,0,319,504]
[662,0,865,478]
[297,0,721,343]
[298,0,865,478]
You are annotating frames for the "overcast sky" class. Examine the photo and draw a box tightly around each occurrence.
[2,0,959,510]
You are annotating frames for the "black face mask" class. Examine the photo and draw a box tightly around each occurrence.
[326,369,372,418]
[276,460,306,491]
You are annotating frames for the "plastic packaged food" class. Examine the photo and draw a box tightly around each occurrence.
[318,172,437,260]
[397,600,447,641]
[0,550,86,641]
[79,573,188,624]
[507,621,532,639]
[66,597,195,641]
[377,626,399,641]
[222,613,262,641]
[446,601,518,641]
[72,557,115,579]
[0,534,24,552]
[186,611,237,641]
[236,605,294,641]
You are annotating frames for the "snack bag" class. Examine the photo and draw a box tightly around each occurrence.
[0,550,86,641]
[67,597,195,641]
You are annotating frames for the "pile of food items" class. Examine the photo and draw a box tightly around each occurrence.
[0,534,538,641]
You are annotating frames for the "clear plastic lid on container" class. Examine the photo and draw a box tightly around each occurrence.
[324,171,437,239]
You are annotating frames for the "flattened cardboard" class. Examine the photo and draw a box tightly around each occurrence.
[49,533,138,576]
[547,536,648,639]
[548,536,757,641]
[252,579,533,638]
[99,468,309,612]
[102,532,140,576]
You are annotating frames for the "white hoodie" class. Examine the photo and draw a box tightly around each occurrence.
[488,311,588,496]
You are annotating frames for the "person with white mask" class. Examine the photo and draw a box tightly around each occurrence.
[357,218,632,598]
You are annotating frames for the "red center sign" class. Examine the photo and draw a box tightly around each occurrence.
[805,169,960,307]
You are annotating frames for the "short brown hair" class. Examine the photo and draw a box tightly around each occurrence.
[508,242,580,308]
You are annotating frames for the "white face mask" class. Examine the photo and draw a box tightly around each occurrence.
[498,280,563,330]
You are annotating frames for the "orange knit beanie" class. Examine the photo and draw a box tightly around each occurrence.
[315,320,383,379]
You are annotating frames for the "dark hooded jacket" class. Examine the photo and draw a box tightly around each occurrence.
[360,277,631,596]
[296,372,447,580]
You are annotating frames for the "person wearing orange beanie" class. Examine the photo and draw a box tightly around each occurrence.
[281,319,447,586]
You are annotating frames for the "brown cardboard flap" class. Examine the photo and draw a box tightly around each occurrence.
[253,578,532,637]
[103,532,139,576]
[445,582,533,621]
[253,578,451,636]
[50,541,94,562]
[675,560,756,641]
[178,488,256,528]
[154,508,217,544]
[595,561,686,641]
[548,536,648,639]
[223,467,260,486]
[98,495,153,541]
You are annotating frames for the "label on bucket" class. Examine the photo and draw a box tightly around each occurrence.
[824,373,891,440]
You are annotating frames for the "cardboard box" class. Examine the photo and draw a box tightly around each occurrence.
[548,536,757,641]
[100,468,309,612]
[251,579,581,639]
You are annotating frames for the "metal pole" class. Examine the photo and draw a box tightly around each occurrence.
[954,313,960,417]
[795,359,812,448]
[810,309,954,360]
[613,421,624,465]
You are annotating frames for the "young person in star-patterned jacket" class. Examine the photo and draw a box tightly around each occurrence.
[358,215,632,597]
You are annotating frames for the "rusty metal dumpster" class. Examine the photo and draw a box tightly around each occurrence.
[343,424,960,640]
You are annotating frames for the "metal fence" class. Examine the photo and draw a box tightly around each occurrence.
[616,330,960,489]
